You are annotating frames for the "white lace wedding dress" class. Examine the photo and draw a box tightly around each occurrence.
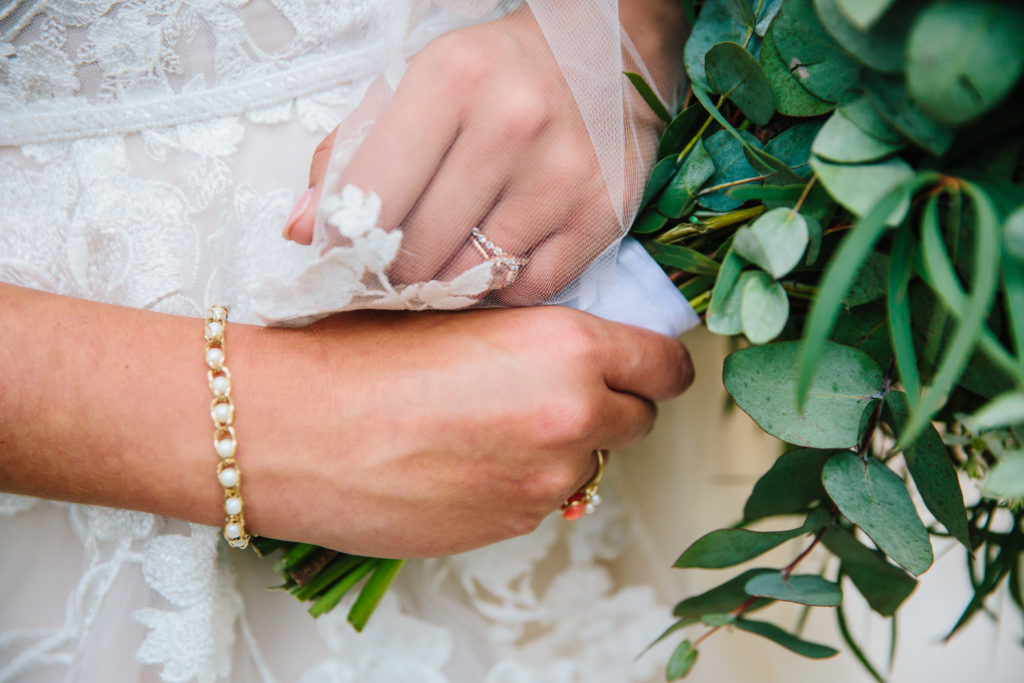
[0,1,692,680]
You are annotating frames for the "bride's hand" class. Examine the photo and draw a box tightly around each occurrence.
[282,6,663,305]
[240,306,693,557]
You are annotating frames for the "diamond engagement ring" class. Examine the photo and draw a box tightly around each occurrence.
[560,450,605,520]
[470,226,528,289]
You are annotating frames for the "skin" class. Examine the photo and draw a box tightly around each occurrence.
[0,2,692,559]
[284,1,686,305]
[0,284,693,558]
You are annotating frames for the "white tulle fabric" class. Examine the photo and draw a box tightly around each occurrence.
[0,1,692,681]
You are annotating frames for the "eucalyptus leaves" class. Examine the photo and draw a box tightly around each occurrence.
[632,0,1024,679]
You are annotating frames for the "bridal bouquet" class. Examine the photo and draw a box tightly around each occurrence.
[632,0,1024,679]
[253,0,1024,679]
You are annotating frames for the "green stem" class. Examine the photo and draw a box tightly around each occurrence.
[677,95,726,162]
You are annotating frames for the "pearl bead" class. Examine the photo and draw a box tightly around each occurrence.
[224,522,241,540]
[205,347,224,368]
[213,402,232,424]
[216,438,235,459]
[205,321,223,339]
[225,496,242,516]
[590,493,602,507]
[218,467,238,488]
[211,375,229,396]
[585,502,596,515]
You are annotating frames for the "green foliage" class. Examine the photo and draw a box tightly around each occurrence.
[631,0,1024,677]
[724,341,883,448]
[674,509,827,569]
[822,453,934,576]
[744,572,842,606]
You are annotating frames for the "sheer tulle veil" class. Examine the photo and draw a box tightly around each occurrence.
[0,1,694,681]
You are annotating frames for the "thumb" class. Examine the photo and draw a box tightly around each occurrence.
[283,127,337,245]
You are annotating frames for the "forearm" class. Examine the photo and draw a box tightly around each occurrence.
[0,284,277,530]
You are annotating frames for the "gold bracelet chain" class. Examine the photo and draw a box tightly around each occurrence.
[204,306,250,549]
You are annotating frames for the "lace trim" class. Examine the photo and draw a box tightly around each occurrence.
[0,46,386,146]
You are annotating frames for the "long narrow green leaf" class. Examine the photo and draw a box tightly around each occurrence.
[348,559,405,631]
[646,241,721,275]
[905,188,1001,446]
[293,554,366,601]
[733,618,839,658]
[796,173,937,407]
[913,257,1024,386]
[625,71,672,122]
[309,559,377,619]
[836,587,888,683]
[1002,251,1024,371]
[274,542,318,573]
[887,227,921,402]
[706,247,747,334]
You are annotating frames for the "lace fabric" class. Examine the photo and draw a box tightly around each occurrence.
[0,1,687,680]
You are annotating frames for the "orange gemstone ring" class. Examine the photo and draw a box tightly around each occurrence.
[561,450,605,520]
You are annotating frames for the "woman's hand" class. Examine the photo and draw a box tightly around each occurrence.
[0,285,693,559]
[283,4,683,305]
[241,306,693,557]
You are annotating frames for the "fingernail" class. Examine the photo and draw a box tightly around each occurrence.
[283,188,314,240]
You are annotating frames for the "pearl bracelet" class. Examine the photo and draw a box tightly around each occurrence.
[204,306,250,549]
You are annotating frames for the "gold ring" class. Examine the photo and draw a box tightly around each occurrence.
[560,450,605,520]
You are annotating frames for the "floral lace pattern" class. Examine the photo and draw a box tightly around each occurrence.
[0,1,671,681]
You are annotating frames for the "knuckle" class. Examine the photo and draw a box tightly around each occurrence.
[492,85,550,141]
[425,34,492,90]
[542,395,600,445]
[669,342,696,395]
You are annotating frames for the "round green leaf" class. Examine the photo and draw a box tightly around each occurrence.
[744,448,836,521]
[733,207,809,278]
[861,72,954,156]
[673,520,808,569]
[822,452,934,576]
[658,104,704,159]
[982,450,1024,500]
[639,155,678,209]
[706,249,748,335]
[740,272,789,344]
[699,129,763,211]
[1003,205,1024,262]
[667,640,698,680]
[835,0,893,30]
[885,391,971,549]
[759,27,834,117]
[771,0,860,102]
[821,527,916,616]
[684,0,749,90]
[723,341,884,449]
[744,572,842,606]
[810,156,912,226]
[907,2,1024,126]
[674,569,775,618]
[659,139,715,217]
[706,41,775,126]
[812,109,903,163]
[814,0,909,74]
[630,208,669,235]
[837,94,904,144]
[763,121,823,175]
